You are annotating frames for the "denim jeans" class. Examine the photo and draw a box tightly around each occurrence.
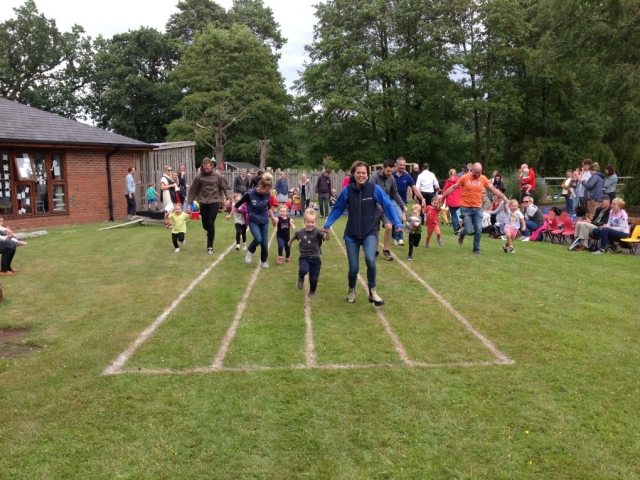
[524,220,542,237]
[248,222,269,262]
[597,228,628,250]
[449,206,460,234]
[344,234,378,288]
[459,206,483,252]
[391,200,403,241]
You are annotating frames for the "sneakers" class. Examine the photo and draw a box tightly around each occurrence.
[500,235,507,241]
[458,234,464,246]
[521,236,530,242]
[375,250,380,258]
[398,239,404,246]
[175,247,180,253]
[509,246,515,254]
[277,256,283,264]
[592,249,606,255]
[424,243,430,249]
[346,288,356,303]
[296,276,304,289]
[382,250,393,261]
[235,244,240,250]
[407,256,413,261]
[242,243,247,250]
[393,239,398,246]
[472,250,480,255]
[308,292,316,299]
[568,239,581,251]
[245,252,253,263]
[285,258,290,263]
[368,288,384,306]
[438,239,444,246]
[207,247,213,255]
[502,244,508,253]
[261,262,269,268]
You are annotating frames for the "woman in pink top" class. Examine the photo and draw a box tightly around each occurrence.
[442,168,462,234]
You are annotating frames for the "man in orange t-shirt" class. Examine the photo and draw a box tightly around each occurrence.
[441,162,507,254]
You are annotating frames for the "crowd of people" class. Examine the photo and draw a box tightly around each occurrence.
[146,156,633,308]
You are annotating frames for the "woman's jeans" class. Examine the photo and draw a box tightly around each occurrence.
[344,235,378,289]
[459,207,483,252]
[248,222,269,262]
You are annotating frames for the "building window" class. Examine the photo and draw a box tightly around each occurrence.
[0,150,68,216]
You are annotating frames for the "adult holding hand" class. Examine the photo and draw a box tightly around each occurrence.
[322,161,403,306]
[186,158,232,255]
[226,175,276,267]
[441,162,507,254]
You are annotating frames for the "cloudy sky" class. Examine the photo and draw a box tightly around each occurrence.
[0,0,318,90]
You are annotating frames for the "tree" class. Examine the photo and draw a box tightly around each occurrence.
[165,0,231,45]
[0,0,92,118]
[167,24,290,164]
[84,28,182,143]
[229,0,287,54]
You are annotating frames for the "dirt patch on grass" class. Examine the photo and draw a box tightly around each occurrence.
[0,327,41,359]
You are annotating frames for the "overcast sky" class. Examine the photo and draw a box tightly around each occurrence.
[0,0,317,90]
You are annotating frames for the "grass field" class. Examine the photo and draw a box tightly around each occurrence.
[1,215,639,479]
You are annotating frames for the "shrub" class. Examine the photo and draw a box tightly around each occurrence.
[622,175,640,206]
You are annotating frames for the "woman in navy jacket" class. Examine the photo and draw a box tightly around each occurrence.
[323,161,402,306]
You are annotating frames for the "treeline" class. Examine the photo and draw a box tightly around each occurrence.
[2,0,639,178]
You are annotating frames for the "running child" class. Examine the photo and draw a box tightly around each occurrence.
[166,203,189,252]
[502,199,526,253]
[404,204,422,261]
[276,205,296,264]
[289,208,329,298]
[424,196,444,247]
[329,188,337,210]
[146,183,159,210]
[231,193,248,250]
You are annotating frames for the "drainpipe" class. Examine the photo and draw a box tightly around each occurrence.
[106,147,120,222]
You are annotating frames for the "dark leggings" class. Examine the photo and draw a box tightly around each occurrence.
[277,237,291,258]
[172,232,185,248]
[199,203,220,249]
[235,223,247,244]
[408,233,421,257]
[299,256,321,293]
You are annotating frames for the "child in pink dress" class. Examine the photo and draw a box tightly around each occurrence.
[423,197,444,248]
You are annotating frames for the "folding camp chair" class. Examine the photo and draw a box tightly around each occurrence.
[620,225,640,255]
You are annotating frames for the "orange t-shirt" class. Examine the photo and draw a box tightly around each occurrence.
[456,173,492,208]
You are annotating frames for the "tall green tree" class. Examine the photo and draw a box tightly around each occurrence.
[167,24,290,164]
[165,0,231,45]
[229,0,287,54]
[85,28,182,143]
[0,0,92,118]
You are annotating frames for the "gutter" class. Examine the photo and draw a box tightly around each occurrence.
[105,148,120,222]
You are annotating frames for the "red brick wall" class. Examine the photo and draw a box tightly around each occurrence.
[9,149,141,231]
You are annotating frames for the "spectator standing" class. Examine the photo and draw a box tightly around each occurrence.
[316,169,332,218]
[410,163,421,184]
[603,164,618,201]
[580,163,607,216]
[561,169,575,214]
[186,158,233,255]
[299,173,312,210]
[234,168,250,195]
[415,163,440,206]
[275,172,289,205]
[576,159,592,215]
[441,162,507,254]
[124,167,140,219]
[322,161,402,306]
[178,163,188,206]
[251,170,264,188]
[518,163,536,202]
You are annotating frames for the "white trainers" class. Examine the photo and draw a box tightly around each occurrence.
[245,252,253,263]
[521,236,530,242]
[242,243,247,250]
[393,239,398,246]
[175,248,180,253]
[261,262,269,268]
[398,239,404,246]
[235,244,240,250]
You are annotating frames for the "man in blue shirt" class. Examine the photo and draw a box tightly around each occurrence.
[392,157,425,245]
[124,167,140,220]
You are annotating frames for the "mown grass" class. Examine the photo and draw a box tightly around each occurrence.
[0,215,638,479]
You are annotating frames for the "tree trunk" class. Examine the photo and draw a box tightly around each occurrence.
[259,139,270,169]
[214,124,224,164]
[485,110,493,166]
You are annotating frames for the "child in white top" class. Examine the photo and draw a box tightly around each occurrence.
[231,193,248,250]
[166,203,189,252]
[502,199,526,253]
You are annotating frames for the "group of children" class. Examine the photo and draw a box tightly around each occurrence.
[163,201,329,297]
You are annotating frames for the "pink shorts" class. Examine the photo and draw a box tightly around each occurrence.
[504,225,519,238]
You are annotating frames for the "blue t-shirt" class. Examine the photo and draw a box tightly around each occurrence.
[392,171,415,205]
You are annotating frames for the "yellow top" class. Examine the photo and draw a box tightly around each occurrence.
[168,212,189,233]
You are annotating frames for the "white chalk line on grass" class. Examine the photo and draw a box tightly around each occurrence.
[112,359,510,375]
[332,228,414,366]
[390,248,515,365]
[210,231,277,370]
[304,291,318,367]
[102,243,236,376]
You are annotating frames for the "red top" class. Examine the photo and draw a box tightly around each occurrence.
[443,177,462,207]
[423,205,440,227]
[519,168,536,192]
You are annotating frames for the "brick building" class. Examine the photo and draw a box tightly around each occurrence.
[0,98,154,230]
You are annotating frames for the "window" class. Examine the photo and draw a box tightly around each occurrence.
[0,150,68,216]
